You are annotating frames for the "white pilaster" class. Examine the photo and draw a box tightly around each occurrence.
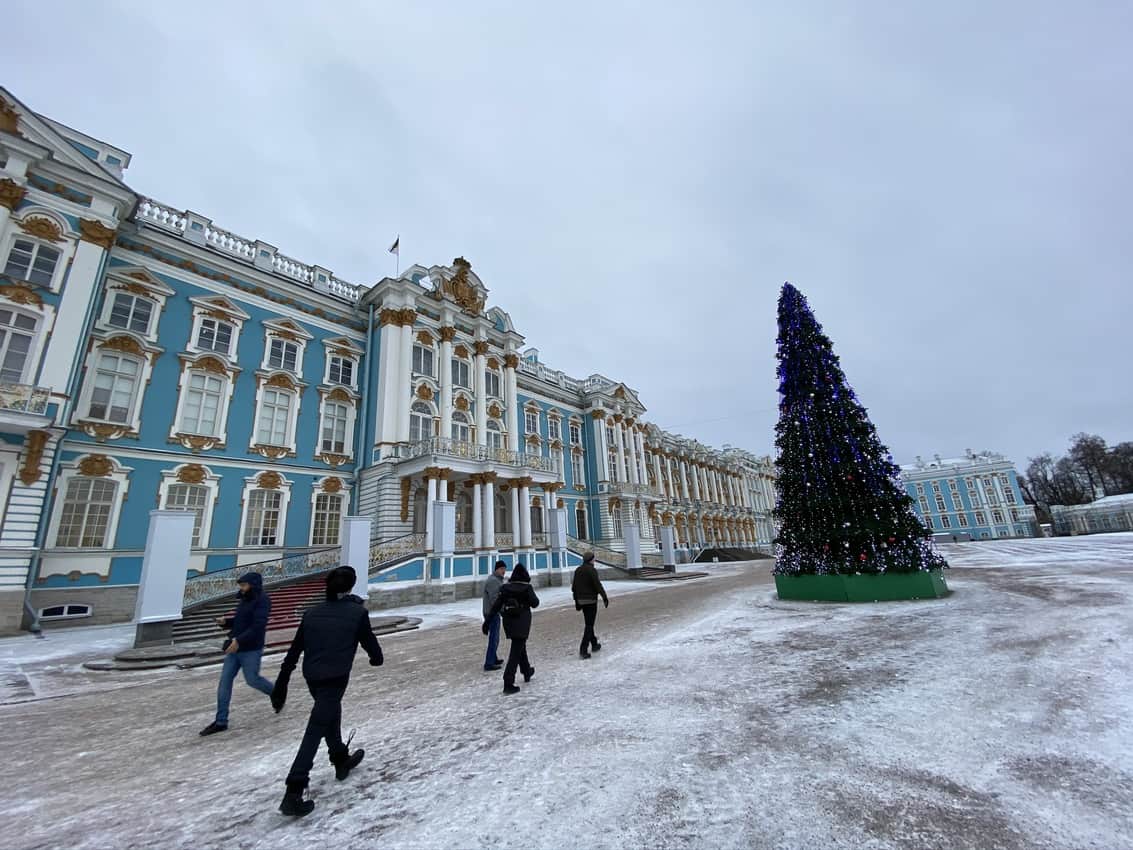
[594,415,609,481]
[474,343,487,445]
[472,478,482,549]
[483,475,496,549]
[616,421,628,483]
[511,482,521,548]
[440,331,453,440]
[505,355,519,448]
[425,475,438,551]
[374,320,401,450]
[397,318,414,443]
[519,481,532,548]
[40,237,109,392]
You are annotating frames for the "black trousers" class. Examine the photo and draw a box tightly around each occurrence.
[579,603,599,654]
[285,676,349,788]
[503,637,532,687]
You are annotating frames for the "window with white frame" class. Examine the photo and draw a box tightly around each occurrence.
[992,509,1004,524]
[56,478,117,547]
[569,421,582,444]
[451,357,470,388]
[106,293,155,335]
[87,352,141,423]
[163,483,210,547]
[451,411,471,442]
[412,344,434,377]
[608,451,619,482]
[409,401,433,442]
[243,490,283,546]
[941,515,952,528]
[1001,474,1017,504]
[934,493,946,511]
[328,355,355,386]
[606,426,616,448]
[179,372,225,436]
[312,493,344,546]
[918,495,930,514]
[1011,508,1020,521]
[4,238,61,287]
[486,420,504,449]
[957,512,969,527]
[485,369,501,398]
[321,401,349,453]
[196,317,235,355]
[0,309,38,384]
[575,503,588,540]
[975,510,987,525]
[525,409,538,435]
[924,515,934,529]
[267,338,299,372]
[571,452,584,485]
[256,388,294,445]
[548,418,561,441]
[611,505,622,538]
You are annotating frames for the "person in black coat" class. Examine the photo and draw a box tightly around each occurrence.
[271,566,384,817]
[571,552,609,659]
[199,572,274,736]
[482,563,540,694]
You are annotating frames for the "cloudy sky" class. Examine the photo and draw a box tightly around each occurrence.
[5,1,1130,468]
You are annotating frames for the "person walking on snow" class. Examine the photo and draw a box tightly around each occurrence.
[199,572,274,736]
[270,566,384,817]
[482,561,507,671]
[482,563,539,694]
[571,552,609,659]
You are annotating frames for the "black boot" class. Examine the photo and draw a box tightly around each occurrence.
[199,722,227,736]
[503,683,521,694]
[279,783,314,817]
[523,667,535,683]
[334,749,365,781]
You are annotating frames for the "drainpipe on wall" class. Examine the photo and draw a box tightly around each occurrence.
[352,302,376,514]
[20,245,111,634]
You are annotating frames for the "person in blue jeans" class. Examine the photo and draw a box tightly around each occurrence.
[199,572,274,735]
[482,561,507,671]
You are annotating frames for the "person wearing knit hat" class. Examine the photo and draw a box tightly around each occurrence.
[199,571,274,737]
[571,552,609,659]
[271,565,384,817]
[481,561,507,671]
[482,562,540,694]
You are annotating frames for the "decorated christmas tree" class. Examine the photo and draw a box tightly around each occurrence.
[773,283,947,593]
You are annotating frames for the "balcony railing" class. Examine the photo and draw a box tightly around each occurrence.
[606,481,663,499]
[182,546,341,610]
[397,438,559,474]
[0,383,51,416]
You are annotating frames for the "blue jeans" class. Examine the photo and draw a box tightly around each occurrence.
[484,614,501,669]
[215,648,274,725]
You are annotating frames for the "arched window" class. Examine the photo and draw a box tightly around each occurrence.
[88,351,142,424]
[312,493,344,545]
[412,342,434,377]
[530,503,544,534]
[0,308,39,384]
[413,486,428,533]
[455,490,473,533]
[611,505,623,539]
[164,483,210,547]
[243,489,282,546]
[575,502,588,540]
[486,420,504,449]
[451,410,471,442]
[410,401,434,443]
[495,491,511,534]
[57,478,118,547]
[4,237,61,287]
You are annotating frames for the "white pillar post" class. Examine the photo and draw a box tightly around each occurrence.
[504,353,519,448]
[439,327,454,441]
[617,419,631,484]
[660,524,676,567]
[471,476,483,550]
[474,340,488,445]
[425,473,438,551]
[133,511,195,647]
[373,313,401,454]
[39,234,111,392]
[519,479,532,548]
[397,312,415,443]
[483,474,496,552]
[340,516,372,597]
[593,412,609,481]
[510,481,521,549]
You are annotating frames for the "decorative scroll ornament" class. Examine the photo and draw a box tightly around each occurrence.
[78,454,114,477]
[438,326,457,342]
[192,356,229,376]
[590,410,605,420]
[454,344,469,359]
[417,384,434,401]
[503,354,519,369]
[322,477,344,493]
[487,357,499,371]
[79,218,118,249]
[319,452,350,467]
[265,373,297,390]
[18,216,64,243]
[102,336,145,356]
[398,308,418,326]
[327,387,351,402]
[472,340,490,356]
[401,478,411,521]
[0,178,27,211]
[19,430,49,486]
[442,257,486,315]
[416,330,434,345]
[80,421,130,441]
[487,402,502,419]
[253,445,290,459]
[454,395,469,411]
[179,434,220,452]
[614,387,627,400]
[0,283,43,306]
[0,98,19,134]
[379,308,400,327]
[257,471,283,489]
[176,464,208,484]
[557,498,565,509]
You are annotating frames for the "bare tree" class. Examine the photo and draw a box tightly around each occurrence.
[1069,433,1112,497]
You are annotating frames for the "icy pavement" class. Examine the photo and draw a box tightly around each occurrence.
[3,540,1133,849]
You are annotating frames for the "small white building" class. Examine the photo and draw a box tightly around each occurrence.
[1051,493,1133,536]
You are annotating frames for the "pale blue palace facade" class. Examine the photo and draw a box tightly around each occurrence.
[900,451,1038,541]
[0,88,775,632]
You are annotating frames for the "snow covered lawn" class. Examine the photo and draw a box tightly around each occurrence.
[2,537,1132,849]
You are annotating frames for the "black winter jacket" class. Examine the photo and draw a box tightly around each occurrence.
[279,596,383,683]
[487,580,540,640]
[571,562,608,606]
[222,572,271,651]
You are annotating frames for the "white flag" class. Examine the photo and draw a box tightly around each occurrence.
[388,236,399,256]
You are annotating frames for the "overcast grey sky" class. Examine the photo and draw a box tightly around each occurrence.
[5,1,1131,467]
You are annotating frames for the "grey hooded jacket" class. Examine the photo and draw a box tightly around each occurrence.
[482,573,505,618]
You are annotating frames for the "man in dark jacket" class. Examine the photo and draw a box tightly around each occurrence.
[481,561,507,671]
[571,552,609,659]
[271,566,383,817]
[482,563,539,695]
[199,572,274,736]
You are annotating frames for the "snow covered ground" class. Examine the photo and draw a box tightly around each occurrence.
[2,538,1132,849]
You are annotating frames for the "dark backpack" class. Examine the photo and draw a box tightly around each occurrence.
[500,593,521,617]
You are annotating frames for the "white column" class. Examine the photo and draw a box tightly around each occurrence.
[594,414,609,480]
[505,354,519,448]
[653,453,664,496]
[472,477,483,550]
[511,482,521,548]
[690,463,701,500]
[616,420,629,483]
[637,430,649,485]
[679,459,690,500]
[519,480,532,548]
[425,474,438,551]
[474,342,488,445]
[439,329,453,441]
[133,510,195,646]
[340,516,372,595]
[39,236,110,392]
[373,316,401,450]
[483,475,496,550]
[397,315,415,443]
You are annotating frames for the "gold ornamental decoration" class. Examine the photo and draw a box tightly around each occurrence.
[590,410,605,420]
[176,464,208,484]
[0,98,19,134]
[82,421,130,441]
[416,330,434,345]
[614,387,627,400]
[322,477,344,493]
[416,384,434,401]
[18,216,64,243]
[327,387,351,402]
[378,308,401,327]
[194,356,229,376]
[0,283,43,307]
[257,471,282,489]
[78,454,114,477]
[438,326,457,342]
[557,498,565,509]
[487,402,502,419]
[503,354,519,369]
[319,452,349,467]
[486,357,499,371]
[453,344,469,359]
[398,308,418,327]
[443,257,485,315]
[472,340,490,357]
[19,430,50,486]
[254,445,289,459]
[0,178,27,211]
[79,219,118,250]
[400,478,411,521]
[102,336,145,356]
[266,373,297,390]
[454,395,469,411]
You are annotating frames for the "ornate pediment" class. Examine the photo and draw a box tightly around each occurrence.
[428,257,487,316]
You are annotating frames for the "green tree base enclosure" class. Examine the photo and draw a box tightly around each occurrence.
[775,569,949,602]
